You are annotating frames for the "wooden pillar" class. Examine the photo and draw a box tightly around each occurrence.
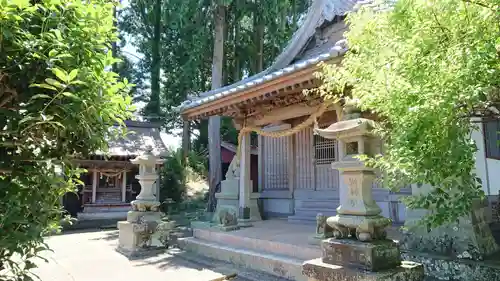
[238,132,252,227]
[121,170,127,202]
[257,135,264,192]
[288,135,296,214]
[92,170,98,203]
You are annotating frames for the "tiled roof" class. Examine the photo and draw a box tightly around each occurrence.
[178,0,364,112]
[94,121,167,157]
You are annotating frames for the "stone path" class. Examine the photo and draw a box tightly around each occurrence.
[32,229,245,281]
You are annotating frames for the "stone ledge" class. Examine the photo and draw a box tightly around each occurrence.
[303,258,424,281]
[402,251,500,281]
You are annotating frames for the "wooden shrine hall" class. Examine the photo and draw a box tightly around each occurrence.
[178,0,408,225]
[63,120,167,220]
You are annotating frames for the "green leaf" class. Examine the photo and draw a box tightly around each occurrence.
[30,94,52,100]
[30,83,57,91]
[51,68,68,83]
[68,69,78,81]
[11,0,29,9]
[61,92,78,100]
[45,78,64,89]
[51,29,63,41]
[48,49,58,57]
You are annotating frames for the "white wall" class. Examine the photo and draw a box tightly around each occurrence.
[486,159,500,196]
[472,119,499,197]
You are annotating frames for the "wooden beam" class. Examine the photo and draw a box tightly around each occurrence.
[248,102,336,127]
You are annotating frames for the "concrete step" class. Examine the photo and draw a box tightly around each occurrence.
[192,228,320,261]
[178,237,306,281]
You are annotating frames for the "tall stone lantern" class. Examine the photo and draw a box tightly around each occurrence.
[117,147,173,257]
[315,106,390,241]
[302,106,424,281]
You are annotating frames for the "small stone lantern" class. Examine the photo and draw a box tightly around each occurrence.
[117,146,174,257]
[129,147,163,212]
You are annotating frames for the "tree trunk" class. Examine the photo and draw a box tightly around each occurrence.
[252,0,264,74]
[147,0,162,119]
[111,5,119,73]
[207,4,226,213]
[182,120,190,165]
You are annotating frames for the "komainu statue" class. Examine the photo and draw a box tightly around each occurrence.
[315,213,333,239]
[225,157,240,180]
[217,208,240,231]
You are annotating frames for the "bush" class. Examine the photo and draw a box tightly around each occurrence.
[0,1,131,279]
[159,147,208,213]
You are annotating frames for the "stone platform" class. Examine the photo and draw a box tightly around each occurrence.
[178,220,404,281]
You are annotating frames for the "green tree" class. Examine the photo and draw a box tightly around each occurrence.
[0,0,132,279]
[316,0,499,228]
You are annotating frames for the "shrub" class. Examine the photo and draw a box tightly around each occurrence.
[0,1,131,279]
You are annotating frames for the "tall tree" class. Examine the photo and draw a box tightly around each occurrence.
[144,0,162,119]
[207,2,227,213]
[120,0,164,120]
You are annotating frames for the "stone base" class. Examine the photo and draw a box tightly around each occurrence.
[117,221,147,255]
[303,258,424,281]
[191,220,217,229]
[308,235,332,246]
[322,239,401,272]
[219,225,241,232]
[238,218,253,228]
[327,214,391,241]
[402,251,500,281]
[213,179,262,222]
[117,211,165,257]
[127,210,162,223]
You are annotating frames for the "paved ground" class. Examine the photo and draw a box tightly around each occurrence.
[32,229,238,281]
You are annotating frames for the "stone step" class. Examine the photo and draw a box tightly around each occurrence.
[288,208,337,225]
[287,215,316,224]
[192,228,320,261]
[295,199,340,209]
[169,248,294,281]
[177,237,307,281]
[293,208,337,216]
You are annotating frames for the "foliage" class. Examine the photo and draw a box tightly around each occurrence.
[0,0,132,279]
[316,0,500,228]
[159,147,208,212]
[120,0,309,144]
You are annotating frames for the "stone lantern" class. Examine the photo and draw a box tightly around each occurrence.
[117,146,175,257]
[314,106,390,242]
[129,148,163,212]
[302,106,424,281]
